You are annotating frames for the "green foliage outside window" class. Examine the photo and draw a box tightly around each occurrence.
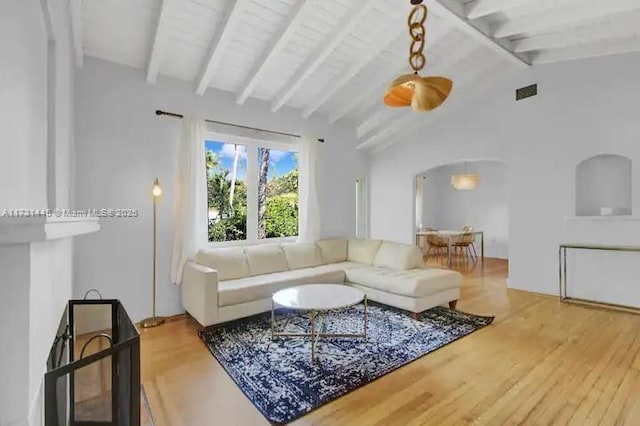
[206,147,298,242]
[264,192,298,238]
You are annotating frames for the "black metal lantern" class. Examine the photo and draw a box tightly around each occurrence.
[45,298,140,425]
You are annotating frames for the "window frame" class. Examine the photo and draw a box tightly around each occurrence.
[203,130,300,248]
[356,177,368,239]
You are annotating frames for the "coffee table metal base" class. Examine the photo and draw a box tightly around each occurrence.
[270,296,368,361]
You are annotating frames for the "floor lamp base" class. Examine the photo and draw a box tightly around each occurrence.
[140,316,166,328]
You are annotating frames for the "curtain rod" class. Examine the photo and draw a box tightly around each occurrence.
[155,110,325,143]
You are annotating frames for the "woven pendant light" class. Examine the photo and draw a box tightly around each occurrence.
[451,174,479,190]
[451,162,479,190]
[384,0,452,112]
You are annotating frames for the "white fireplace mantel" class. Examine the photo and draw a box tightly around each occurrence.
[0,216,100,244]
[0,215,100,425]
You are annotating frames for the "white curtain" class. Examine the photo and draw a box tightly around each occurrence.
[298,136,321,242]
[170,116,207,284]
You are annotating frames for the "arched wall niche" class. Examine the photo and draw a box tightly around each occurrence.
[575,154,632,217]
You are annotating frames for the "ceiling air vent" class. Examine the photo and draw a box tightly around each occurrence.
[516,84,537,101]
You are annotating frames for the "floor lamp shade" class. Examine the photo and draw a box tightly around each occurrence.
[141,177,165,328]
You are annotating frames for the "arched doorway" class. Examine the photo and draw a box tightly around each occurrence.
[415,160,508,267]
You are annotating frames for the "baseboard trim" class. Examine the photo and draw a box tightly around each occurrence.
[561,297,640,315]
[164,312,187,322]
[137,312,187,328]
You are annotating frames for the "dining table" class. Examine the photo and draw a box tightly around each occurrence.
[415,230,484,269]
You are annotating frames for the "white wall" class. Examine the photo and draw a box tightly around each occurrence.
[370,51,640,297]
[73,57,368,321]
[420,161,508,259]
[0,1,76,425]
[0,1,47,209]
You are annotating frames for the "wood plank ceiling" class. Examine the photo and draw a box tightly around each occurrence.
[71,0,640,152]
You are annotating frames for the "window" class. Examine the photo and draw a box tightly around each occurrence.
[205,136,298,244]
[258,148,298,239]
[205,141,248,242]
[355,177,367,239]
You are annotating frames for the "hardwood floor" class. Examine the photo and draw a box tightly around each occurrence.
[140,258,640,425]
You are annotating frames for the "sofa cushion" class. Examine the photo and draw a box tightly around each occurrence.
[195,248,249,281]
[317,238,348,264]
[245,244,289,276]
[345,266,462,298]
[373,241,422,271]
[347,239,382,265]
[282,243,322,270]
[218,262,358,306]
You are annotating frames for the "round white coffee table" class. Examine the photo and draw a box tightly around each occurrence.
[271,284,367,361]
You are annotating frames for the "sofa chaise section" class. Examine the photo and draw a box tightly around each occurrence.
[345,240,461,315]
[347,267,461,313]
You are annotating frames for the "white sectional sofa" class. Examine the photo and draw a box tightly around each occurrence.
[182,238,462,327]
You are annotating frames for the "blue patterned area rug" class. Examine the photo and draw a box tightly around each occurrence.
[199,304,493,424]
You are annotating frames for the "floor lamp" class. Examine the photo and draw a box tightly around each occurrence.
[141,177,165,328]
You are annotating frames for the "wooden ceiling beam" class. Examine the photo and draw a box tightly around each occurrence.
[236,0,314,105]
[531,36,640,64]
[428,0,530,67]
[301,20,406,119]
[270,0,376,113]
[513,11,640,52]
[493,0,640,39]
[327,62,405,124]
[491,0,579,21]
[69,0,84,67]
[146,0,174,84]
[196,0,248,96]
[465,0,535,20]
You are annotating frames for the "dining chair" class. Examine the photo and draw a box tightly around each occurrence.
[462,226,478,259]
[425,230,448,263]
[416,234,429,260]
[453,229,476,263]
[416,229,437,263]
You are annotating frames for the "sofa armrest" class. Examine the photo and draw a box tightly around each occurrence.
[181,262,219,327]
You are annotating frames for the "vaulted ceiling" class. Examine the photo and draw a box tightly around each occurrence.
[70,0,640,152]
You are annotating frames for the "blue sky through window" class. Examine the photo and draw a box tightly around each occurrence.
[205,140,297,180]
